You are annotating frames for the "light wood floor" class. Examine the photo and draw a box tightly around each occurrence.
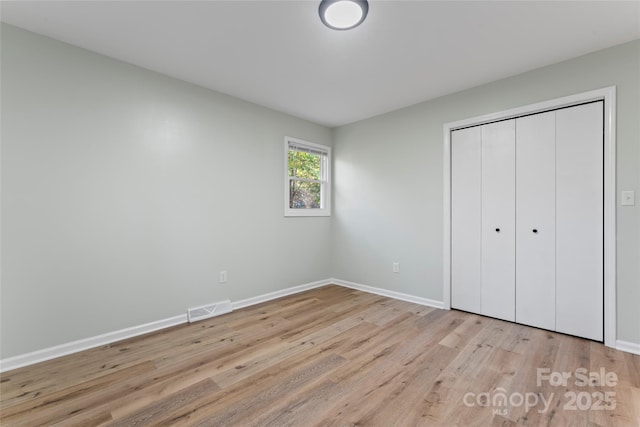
[1,285,638,426]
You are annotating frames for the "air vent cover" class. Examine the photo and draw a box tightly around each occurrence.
[187,300,232,323]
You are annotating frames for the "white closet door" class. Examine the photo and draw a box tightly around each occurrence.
[481,120,516,321]
[515,111,556,331]
[451,126,481,313]
[556,102,604,341]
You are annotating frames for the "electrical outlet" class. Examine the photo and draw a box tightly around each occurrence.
[393,262,400,273]
[219,271,227,283]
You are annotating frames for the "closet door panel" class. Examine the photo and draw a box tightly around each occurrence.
[556,102,604,341]
[451,127,482,313]
[515,111,556,331]
[481,121,516,321]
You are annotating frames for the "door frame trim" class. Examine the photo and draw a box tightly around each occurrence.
[443,86,616,347]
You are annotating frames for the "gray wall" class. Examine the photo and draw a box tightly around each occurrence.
[332,40,640,345]
[2,24,638,360]
[1,24,333,358]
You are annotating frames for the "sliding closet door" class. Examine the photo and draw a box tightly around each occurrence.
[555,102,603,341]
[515,111,556,331]
[451,127,481,313]
[481,121,516,321]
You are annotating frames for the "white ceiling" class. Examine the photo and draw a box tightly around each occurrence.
[1,1,639,127]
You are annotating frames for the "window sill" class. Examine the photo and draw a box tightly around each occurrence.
[284,209,331,217]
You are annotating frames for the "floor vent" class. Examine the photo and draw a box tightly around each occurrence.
[187,300,232,323]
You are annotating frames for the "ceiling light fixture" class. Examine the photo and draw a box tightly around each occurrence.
[319,0,369,31]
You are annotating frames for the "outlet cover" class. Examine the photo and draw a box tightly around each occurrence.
[219,270,227,283]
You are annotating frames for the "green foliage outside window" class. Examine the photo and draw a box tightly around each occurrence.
[289,150,322,208]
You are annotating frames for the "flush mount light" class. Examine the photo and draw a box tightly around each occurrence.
[319,0,369,30]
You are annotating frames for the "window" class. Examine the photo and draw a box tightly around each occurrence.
[285,137,331,216]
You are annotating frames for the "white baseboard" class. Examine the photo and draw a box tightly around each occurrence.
[616,339,640,356]
[17,278,634,372]
[0,314,188,373]
[0,279,333,373]
[331,278,444,309]
[231,279,332,310]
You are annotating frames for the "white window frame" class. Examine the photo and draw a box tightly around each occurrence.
[284,137,331,217]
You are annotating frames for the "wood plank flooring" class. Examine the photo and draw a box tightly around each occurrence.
[1,285,639,426]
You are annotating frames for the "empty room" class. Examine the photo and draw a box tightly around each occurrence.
[1,1,639,425]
